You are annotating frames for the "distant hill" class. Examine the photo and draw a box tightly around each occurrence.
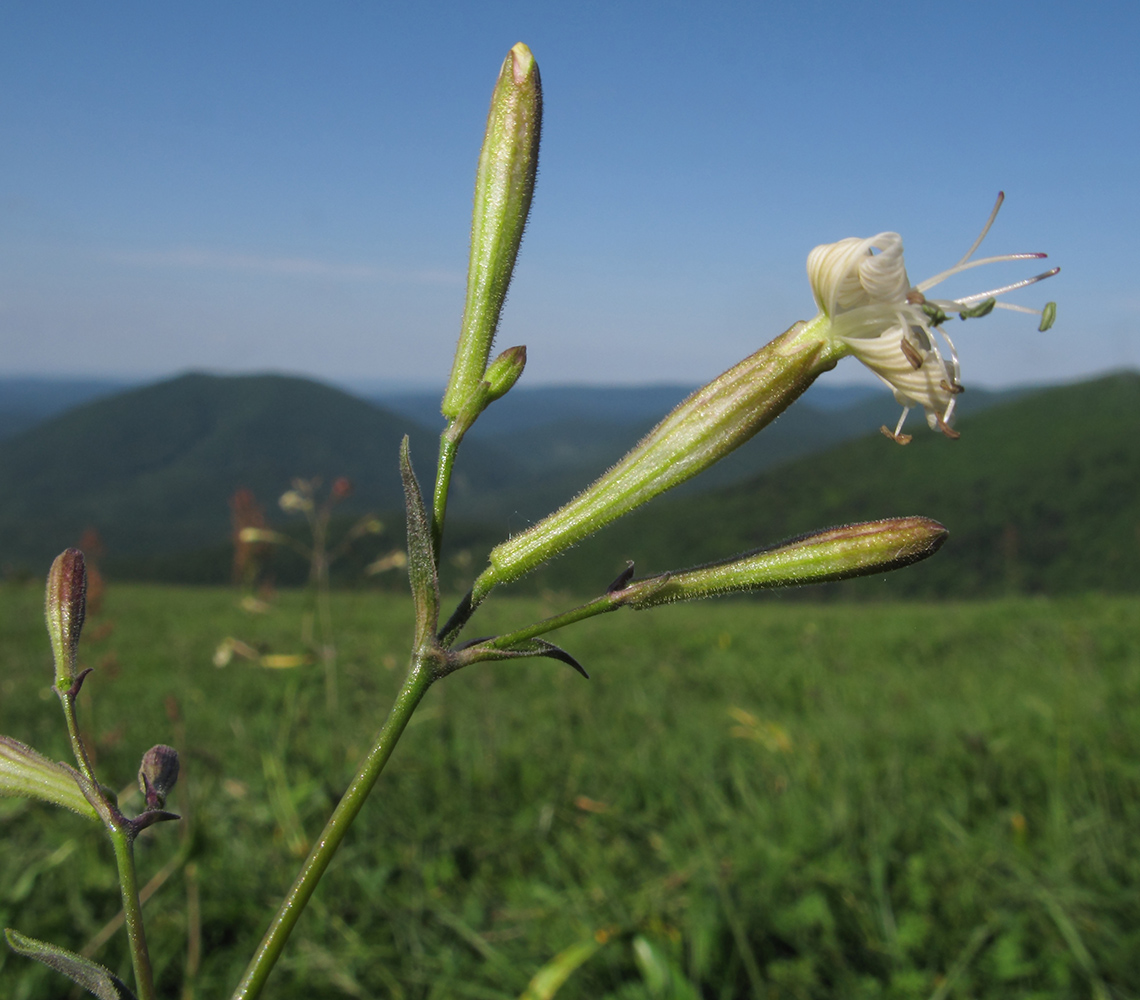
[509,372,1140,598]
[2,370,1134,596]
[389,379,1029,524]
[0,373,469,573]
[0,377,130,440]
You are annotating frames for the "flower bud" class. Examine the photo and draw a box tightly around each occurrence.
[441,43,542,419]
[484,345,527,403]
[0,735,98,820]
[138,744,180,810]
[45,549,86,690]
[619,517,949,608]
[238,527,288,545]
[470,323,844,601]
[279,489,313,513]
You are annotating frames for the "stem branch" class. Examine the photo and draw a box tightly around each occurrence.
[108,827,156,1000]
[231,660,434,1000]
[431,431,461,563]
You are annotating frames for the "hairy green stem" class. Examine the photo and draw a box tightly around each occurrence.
[58,690,97,787]
[431,430,461,562]
[231,660,434,1000]
[108,826,156,1000]
[479,593,622,650]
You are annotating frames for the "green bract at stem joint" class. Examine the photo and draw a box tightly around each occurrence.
[468,316,846,606]
[440,42,541,420]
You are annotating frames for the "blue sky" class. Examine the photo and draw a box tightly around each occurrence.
[1,1,1136,391]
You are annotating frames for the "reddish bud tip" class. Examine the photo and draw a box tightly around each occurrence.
[45,549,87,689]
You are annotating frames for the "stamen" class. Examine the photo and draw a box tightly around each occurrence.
[939,329,961,384]
[954,266,1061,305]
[921,302,950,326]
[953,191,1004,269]
[957,298,995,319]
[917,253,1049,293]
[881,408,913,445]
[935,411,960,440]
[900,338,924,370]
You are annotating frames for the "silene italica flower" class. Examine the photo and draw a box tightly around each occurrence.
[808,193,1058,443]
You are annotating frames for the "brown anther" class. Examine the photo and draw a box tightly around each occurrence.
[940,379,964,396]
[935,415,961,440]
[880,425,913,446]
[900,339,924,370]
[905,289,926,305]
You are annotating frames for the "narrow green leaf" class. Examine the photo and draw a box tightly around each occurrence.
[5,929,138,1000]
[632,935,702,999]
[400,436,439,642]
[519,935,608,1000]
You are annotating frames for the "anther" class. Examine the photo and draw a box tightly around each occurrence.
[935,414,960,440]
[900,339,924,370]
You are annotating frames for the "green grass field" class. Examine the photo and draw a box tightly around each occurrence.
[1,583,1138,999]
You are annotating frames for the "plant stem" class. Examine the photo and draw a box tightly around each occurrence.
[108,826,156,1000]
[230,659,434,1000]
[431,431,461,562]
[478,593,622,649]
[58,691,97,786]
[59,680,157,998]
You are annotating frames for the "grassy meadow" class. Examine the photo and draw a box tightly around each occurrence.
[1,582,1138,999]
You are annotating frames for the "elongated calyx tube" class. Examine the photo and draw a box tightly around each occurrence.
[441,43,542,419]
[0,736,98,820]
[619,517,948,607]
[45,548,87,690]
[470,319,845,602]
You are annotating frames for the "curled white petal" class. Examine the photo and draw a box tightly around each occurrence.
[807,233,910,317]
[805,200,1057,440]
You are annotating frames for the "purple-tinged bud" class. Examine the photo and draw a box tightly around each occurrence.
[45,549,86,690]
[138,744,180,810]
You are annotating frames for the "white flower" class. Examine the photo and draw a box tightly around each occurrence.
[807,193,1058,442]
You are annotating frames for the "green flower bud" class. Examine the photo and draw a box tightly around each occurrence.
[484,345,527,403]
[471,322,845,601]
[441,43,542,420]
[619,518,949,607]
[0,736,98,820]
[45,549,86,690]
